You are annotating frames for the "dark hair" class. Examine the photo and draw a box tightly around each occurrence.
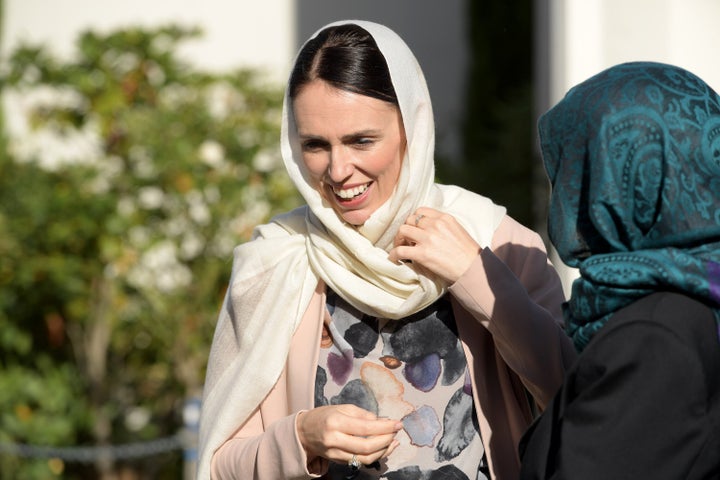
[288,24,398,106]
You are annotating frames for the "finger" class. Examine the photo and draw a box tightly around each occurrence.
[342,416,403,438]
[394,224,422,246]
[408,206,441,220]
[345,431,398,456]
[335,432,399,466]
[336,404,380,420]
[386,439,400,456]
[373,438,400,463]
[335,405,402,429]
[330,405,403,437]
[388,244,412,264]
[393,230,407,248]
[358,437,401,467]
[407,207,442,227]
[408,212,430,229]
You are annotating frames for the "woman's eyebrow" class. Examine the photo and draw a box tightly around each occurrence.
[340,129,382,141]
[297,129,382,142]
[297,133,327,141]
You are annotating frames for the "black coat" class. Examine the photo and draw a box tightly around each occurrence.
[519,292,720,480]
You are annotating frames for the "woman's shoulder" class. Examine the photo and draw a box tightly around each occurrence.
[490,214,547,253]
[435,184,507,248]
[435,183,549,254]
[231,206,310,266]
[606,292,716,337]
[251,205,310,240]
[591,292,720,370]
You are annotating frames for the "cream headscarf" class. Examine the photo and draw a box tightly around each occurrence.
[196,20,506,479]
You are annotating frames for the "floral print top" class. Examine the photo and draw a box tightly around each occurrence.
[316,289,489,480]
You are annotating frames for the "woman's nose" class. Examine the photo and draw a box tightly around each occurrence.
[326,148,353,182]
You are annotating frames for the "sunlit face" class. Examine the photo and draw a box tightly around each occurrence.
[293,80,406,226]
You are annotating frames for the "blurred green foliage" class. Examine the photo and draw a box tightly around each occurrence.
[0,25,299,478]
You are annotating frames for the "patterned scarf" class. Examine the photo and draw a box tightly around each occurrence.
[539,61,720,351]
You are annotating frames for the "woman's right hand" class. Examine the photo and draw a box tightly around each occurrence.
[297,404,403,467]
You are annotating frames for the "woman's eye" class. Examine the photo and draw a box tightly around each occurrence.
[354,137,375,147]
[302,140,326,152]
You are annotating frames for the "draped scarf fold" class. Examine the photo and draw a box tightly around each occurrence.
[196,20,506,479]
[539,61,720,351]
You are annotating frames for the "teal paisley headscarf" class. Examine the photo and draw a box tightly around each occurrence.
[539,61,720,351]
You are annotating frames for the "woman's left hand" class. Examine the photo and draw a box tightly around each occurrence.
[388,207,480,283]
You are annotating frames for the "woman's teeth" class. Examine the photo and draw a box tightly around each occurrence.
[333,183,369,199]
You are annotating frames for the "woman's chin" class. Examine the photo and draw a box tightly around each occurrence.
[338,209,372,226]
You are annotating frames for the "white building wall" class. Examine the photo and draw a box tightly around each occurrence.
[2,0,297,80]
[548,0,720,104]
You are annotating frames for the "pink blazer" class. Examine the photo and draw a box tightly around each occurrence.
[211,216,577,479]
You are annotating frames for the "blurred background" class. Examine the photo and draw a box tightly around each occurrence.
[1,0,718,478]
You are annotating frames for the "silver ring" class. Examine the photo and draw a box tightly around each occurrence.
[414,214,425,227]
[348,454,361,470]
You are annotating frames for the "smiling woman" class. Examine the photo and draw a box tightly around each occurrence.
[293,81,405,226]
[197,20,576,480]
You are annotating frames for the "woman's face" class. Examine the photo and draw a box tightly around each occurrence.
[293,80,406,226]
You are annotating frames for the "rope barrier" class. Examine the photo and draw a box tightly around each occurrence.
[0,434,184,463]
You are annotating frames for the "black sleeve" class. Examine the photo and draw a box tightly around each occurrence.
[521,312,718,480]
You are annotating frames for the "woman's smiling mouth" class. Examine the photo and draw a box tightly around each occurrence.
[332,182,371,200]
